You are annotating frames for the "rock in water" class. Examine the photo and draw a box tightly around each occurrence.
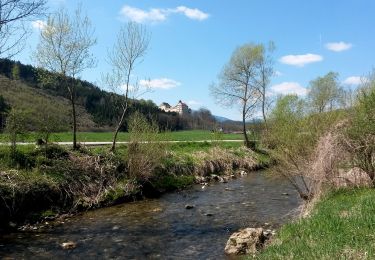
[224,228,266,255]
[61,241,77,250]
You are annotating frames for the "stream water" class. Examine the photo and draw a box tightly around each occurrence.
[0,171,301,259]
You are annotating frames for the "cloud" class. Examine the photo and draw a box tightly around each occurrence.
[186,100,201,107]
[31,20,47,30]
[343,76,367,85]
[271,82,309,96]
[119,5,209,23]
[325,41,352,52]
[139,78,181,89]
[275,70,283,76]
[279,53,323,67]
[120,6,167,23]
[174,6,209,21]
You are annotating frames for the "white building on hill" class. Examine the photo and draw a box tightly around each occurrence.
[159,100,191,115]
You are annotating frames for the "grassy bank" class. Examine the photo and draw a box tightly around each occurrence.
[0,141,265,229]
[257,188,375,259]
[0,130,243,143]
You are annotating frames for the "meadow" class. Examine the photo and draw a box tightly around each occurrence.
[0,130,244,143]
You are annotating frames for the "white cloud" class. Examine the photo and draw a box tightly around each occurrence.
[343,76,367,85]
[271,82,309,96]
[325,42,352,52]
[174,6,209,21]
[120,6,167,23]
[119,5,209,23]
[279,53,323,67]
[139,78,181,89]
[275,70,283,76]
[187,100,201,107]
[31,20,47,30]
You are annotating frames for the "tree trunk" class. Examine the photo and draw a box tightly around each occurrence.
[110,103,128,152]
[242,106,250,148]
[71,92,78,149]
[67,79,78,150]
[262,92,267,124]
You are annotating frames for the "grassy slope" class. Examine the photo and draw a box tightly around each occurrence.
[0,76,96,130]
[257,188,375,259]
[0,130,243,142]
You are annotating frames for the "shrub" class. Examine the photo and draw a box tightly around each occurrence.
[126,111,167,182]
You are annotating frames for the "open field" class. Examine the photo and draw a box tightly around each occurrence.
[0,130,244,143]
[257,188,375,259]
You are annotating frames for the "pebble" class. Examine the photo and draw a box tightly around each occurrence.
[185,204,195,209]
[61,241,77,250]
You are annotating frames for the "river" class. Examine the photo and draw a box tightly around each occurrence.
[0,171,301,259]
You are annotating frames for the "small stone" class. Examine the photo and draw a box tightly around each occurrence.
[185,204,194,209]
[205,213,213,217]
[112,225,120,230]
[61,241,77,250]
[8,222,17,228]
[282,192,289,196]
[240,170,248,176]
[32,227,38,230]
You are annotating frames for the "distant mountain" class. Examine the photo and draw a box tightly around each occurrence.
[214,115,233,123]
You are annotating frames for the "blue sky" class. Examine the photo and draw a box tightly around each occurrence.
[17,0,375,120]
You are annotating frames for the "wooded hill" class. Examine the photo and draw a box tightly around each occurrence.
[0,59,218,132]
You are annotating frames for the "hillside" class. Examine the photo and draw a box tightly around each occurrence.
[0,75,96,131]
[0,59,190,132]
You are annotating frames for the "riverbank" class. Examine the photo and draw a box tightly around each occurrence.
[0,141,269,231]
[256,188,375,259]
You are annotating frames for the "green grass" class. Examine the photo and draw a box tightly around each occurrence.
[0,130,243,143]
[257,188,375,259]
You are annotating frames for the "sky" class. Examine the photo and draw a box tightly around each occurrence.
[15,0,375,120]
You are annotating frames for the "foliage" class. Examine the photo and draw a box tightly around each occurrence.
[265,94,345,199]
[308,72,342,113]
[211,42,273,149]
[344,73,375,181]
[126,111,167,182]
[34,6,96,149]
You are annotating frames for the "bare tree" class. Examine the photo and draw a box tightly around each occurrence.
[106,22,150,152]
[210,43,263,149]
[0,0,46,58]
[34,6,96,149]
[256,42,275,124]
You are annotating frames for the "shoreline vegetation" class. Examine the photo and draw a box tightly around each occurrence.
[0,136,269,232]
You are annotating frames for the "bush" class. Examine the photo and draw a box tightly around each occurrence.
[345,74,375,183]
[126,111,167,182]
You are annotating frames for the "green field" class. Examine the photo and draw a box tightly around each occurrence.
[257,188,375,259]
[0,130,243,143]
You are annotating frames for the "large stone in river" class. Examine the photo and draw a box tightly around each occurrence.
[224,228,266,255]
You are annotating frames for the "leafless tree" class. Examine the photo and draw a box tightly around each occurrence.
[105,22,150,152]
[34,6,96,149]
[210,43,263,149]
[0,0,46,58]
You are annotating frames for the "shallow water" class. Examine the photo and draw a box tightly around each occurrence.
[0,171,301,259]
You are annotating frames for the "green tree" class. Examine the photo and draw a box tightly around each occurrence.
[11,63,20,80]
[308,72,342,113]
[34,6,96,149]
[210,43,264,149]
[345,72,375,182]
